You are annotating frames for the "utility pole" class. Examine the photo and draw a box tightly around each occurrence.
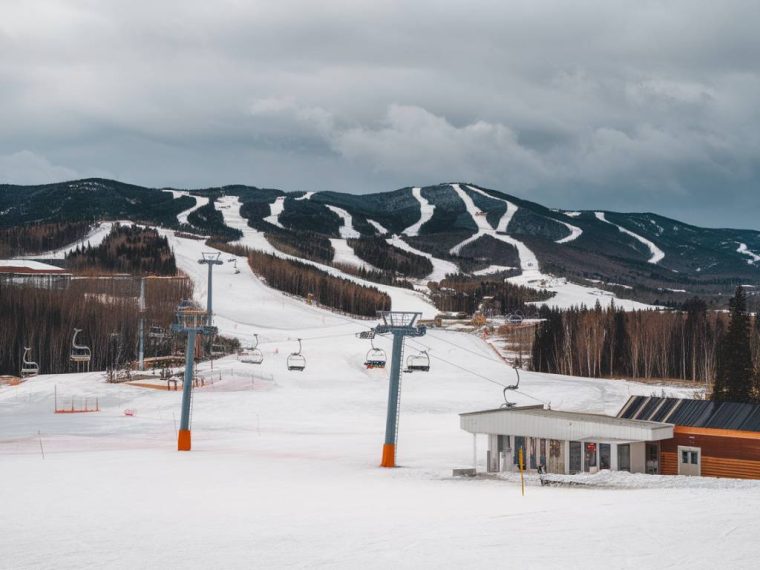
[198,252,223,326]
[371,311,426,468]
[138,277,145,371]
[171,302,217,451]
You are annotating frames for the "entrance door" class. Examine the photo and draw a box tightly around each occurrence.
[617,444,631,472]
[678,446,701,476]
[599,444,611,470]
[645,442,660,474]
[569,441,582,474]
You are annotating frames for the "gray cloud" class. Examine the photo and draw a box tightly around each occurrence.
[1,1,759,228]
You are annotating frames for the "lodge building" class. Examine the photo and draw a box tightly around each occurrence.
[460,396,760,480]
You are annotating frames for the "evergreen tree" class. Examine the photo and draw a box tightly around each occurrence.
[713,287,754,402]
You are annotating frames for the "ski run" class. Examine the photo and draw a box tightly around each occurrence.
[595,211,665,264]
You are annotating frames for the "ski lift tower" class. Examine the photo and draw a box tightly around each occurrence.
[138,277,146,371]
[198,252,224,326]
[170,301,217,451]
[372,311,426,468]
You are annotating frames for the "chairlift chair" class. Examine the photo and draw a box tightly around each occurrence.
[70,328,92,365]
[20,347,39,378]
[364,339,387,369]
[148,325,168,340]
[287,338,306,371]
[210,342,225,357]
[240,334,264,364]
[501,366,520,408]
[404,350,430,373]
[506,311,524,325]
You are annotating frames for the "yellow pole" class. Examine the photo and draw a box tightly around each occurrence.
[518,447,525,496]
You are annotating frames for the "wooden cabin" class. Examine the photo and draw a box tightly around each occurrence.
[618,396,760,479]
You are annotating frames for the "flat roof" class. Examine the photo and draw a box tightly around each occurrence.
[460,405,674,442]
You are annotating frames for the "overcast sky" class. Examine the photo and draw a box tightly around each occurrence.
[1,1,759,228]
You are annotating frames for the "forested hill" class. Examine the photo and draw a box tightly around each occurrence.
[2,178,759,305]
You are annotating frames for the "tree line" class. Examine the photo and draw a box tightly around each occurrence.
[347,237,433,279]
[531,288,760,402]
[0,277,192,375]
[0,221,92,257]
[66,224,177,275]
[429,275,553,314]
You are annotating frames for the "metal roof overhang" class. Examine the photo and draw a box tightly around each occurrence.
[460,406,674,442]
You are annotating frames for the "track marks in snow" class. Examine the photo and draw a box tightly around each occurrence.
[325,205,360,239]
[403,187,435,237]
[595,212,665,264]
[737,242,760,265]
[264,197,286,229]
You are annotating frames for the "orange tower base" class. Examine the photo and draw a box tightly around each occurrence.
[381,443,396,467]
[178,429,192,451]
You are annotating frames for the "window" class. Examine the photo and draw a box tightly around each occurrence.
[682,450,689,464]
[617,444,630,472]
[691,451,699,465]
[584,442,597,472]
[529,438,537,469]
[569,441,582,474]
[539,439,547,468]
[599,444,611,470]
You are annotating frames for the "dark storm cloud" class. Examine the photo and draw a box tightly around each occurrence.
[1,0,759,228]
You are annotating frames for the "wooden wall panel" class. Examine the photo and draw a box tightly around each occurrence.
[660,428,760,479]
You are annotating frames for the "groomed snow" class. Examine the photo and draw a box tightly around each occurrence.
[595,212,665,264]
[325,205,361,239]
[295,191,314,201]
[387,235,459,283]
[367,219,388,235]
[170,190,210,226]
[0,259,65,271]
[331,238,376,270]
[21,222,117,259]
[555,219,583,244]
[2,252,740,569]
[264,196,286,229]
[402,187,435,237]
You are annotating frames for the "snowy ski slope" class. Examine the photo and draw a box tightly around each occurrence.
[3,234,753,569]
[325,205,361,239]
[737,242,760,265]
[595,212,665,264]
[403,187,435,237]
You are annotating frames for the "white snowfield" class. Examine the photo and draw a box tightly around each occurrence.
[367,219,388,234]
[21,221,117,259]
[595,211,665,264]
[387,234,459,283]
[737,242,760,265]
[325,205,361,239]
[331,238,376,270]
[403,187,435,237]
[169,190,210,226]
[2,250,753,569]
[264,196,286,229]
[555,219,583,244]
[0,259,65,271]
[295,191,314,201]
[208,197,437,318]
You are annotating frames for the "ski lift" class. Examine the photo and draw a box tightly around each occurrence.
[501,367,520,408]
[210,342,225,357]
[404,350,430,373]
[287,338,306,371]
[70,328,92,368]
[240,334,264,365]
[364,339,387,369]
[20,347,39,378]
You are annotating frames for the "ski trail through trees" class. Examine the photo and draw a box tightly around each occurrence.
[595,212,665,264]
[402,187,435,236]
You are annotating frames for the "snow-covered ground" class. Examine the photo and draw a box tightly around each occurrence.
[264,196,286,229]
[595,212,665,264]
[168,190,209,226]
[555,219,583,244]
[367,219,388,234]
[403,187,435,237]
[169,203,438,319]
[737,242,760,265]
[331,238,376,270]
[325,205,361,239]
[387,234,459,283]
[0,259,67,271]
[3,240,752,569]
[20,222,117,259]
